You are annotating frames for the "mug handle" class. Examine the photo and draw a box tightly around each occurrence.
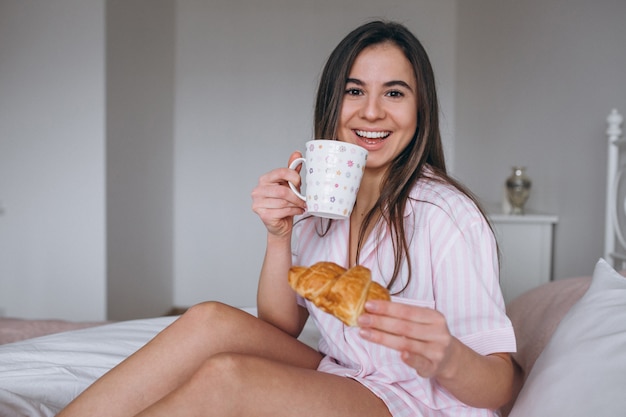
[288,158,306,201]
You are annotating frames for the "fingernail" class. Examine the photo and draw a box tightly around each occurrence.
[364,301,377,312]
[357,314,371,326]
[359,328,371,339]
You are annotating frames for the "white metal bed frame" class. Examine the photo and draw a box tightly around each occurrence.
[604,108,625,269]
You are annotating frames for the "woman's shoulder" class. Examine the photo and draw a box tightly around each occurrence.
[408,171,485,225]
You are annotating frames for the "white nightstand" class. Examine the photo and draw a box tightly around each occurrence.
[488,209,558,303]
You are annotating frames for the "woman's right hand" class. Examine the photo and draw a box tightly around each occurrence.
[251,152,307,238]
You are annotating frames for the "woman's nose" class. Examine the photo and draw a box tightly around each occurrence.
[360,96,385,121]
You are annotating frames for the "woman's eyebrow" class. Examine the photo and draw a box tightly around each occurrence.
[384,80,414,92]
[346,78,414,92]
[346,78,364,86]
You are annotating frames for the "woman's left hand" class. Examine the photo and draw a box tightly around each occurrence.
[357,300,459,379]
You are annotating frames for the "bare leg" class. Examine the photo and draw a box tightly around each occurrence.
[135,353,392,417]
[57,302,323,417]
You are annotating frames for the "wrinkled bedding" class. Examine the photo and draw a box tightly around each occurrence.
[0,316,177,416]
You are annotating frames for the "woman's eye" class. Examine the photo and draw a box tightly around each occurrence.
[345,88,363,96]
[386,90,405,98]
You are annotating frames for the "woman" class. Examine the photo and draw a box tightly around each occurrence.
[58,20,515,417]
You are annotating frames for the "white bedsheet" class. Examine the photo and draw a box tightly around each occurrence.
[0,316,177,416]
[0,308,321,417]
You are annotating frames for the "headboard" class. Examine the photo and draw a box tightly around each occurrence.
[604,109,626,269]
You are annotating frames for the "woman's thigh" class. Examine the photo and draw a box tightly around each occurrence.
[139,352,393,417]
[175,301,323,368]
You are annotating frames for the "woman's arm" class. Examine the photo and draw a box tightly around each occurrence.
[256,232,309,336]
[251,153,309,336]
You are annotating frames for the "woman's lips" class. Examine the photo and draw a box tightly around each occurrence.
[354,129,391,144]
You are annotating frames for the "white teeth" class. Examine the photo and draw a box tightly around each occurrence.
[355,130,391,139]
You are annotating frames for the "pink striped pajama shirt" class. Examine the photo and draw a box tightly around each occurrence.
[291,173,516,417]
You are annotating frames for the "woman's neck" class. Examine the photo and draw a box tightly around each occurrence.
[353,171,383,217]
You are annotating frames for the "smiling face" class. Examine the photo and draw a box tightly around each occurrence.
[337,42,418,176]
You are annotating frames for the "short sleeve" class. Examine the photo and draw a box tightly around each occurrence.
[432,216,516,355]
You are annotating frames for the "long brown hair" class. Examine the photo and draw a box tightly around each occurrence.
[313,20,493,291]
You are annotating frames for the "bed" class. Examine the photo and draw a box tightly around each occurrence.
[0,110,625,416]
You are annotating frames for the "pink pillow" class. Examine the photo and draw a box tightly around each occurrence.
[506,275,591,376]
[0,318,107,345]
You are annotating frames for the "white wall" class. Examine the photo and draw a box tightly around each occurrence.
[0,0,106,320]
[106,0,175,320]
[172,0,457,309]
[454,0,626,280]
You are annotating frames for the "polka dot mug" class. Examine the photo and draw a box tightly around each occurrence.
[288,139,368,220]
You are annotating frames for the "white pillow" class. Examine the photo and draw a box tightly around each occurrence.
[509,258,626,416]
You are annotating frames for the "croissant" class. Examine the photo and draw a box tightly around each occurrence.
[288,261,390,326]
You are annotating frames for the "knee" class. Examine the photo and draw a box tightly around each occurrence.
[179,301,252,332]
[193,353,251,388]
[182,301,231,324]
[183,354,261,412]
